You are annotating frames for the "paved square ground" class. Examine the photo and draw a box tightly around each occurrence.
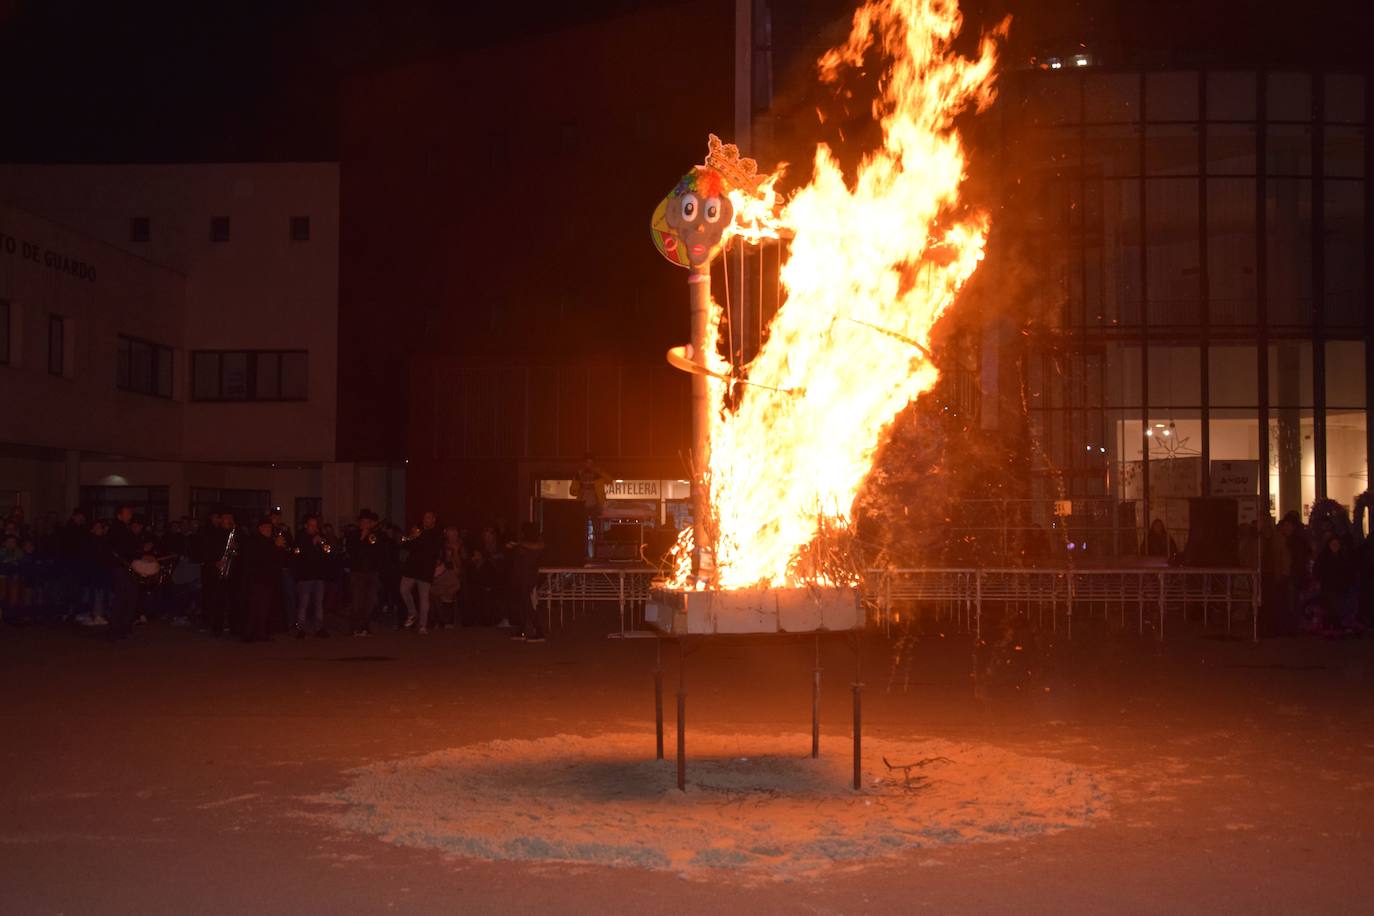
[2,613,1371,914]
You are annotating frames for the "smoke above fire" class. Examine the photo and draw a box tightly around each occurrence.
[676,0,1008,590]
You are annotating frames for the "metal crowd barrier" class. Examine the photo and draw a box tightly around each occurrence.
[537,567,655,635]
[536,566,1261,642]
[864,567,1260,643]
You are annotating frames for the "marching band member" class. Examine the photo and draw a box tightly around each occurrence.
[345,509,383,636]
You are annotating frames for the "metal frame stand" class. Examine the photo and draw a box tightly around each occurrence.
[649,633,863,792]
[811,635,821,759]
[653,638,664,761]
[676,638,688,792]
[850,631,863,791]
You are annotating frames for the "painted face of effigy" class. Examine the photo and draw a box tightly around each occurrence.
[662,166,734,267]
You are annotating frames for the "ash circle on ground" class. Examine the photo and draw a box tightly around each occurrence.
[319,732,1107,880]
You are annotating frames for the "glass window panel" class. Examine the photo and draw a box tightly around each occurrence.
[1146,410,1203,550]
[1268,341,1314,406]
[280,352,308,400]
[156,347,173,398]
[1146,72,1197,121]
[222,352,249,400]
[1209,345,1259,406]
[130,340,152,394]
[1326,409,1368,510]
[117,339,131,389]
[1210,409,1261,463]
[1325,340,1365,407]
[1085,125,1140,176]
[1324,182,1364,327]
[1323,126,1364,178]
[255,352,280,400]
[1025,74,1080,126]
[1267,73,1312,121]
[1209,409,1262,543]
[1145,179,1201,325]
[1034,127,1080,171]
[1105,343,1143,406]
[1264,179,1312,325]
[193,352,219,399]
[1084,73,1138,123]
[1205,123,1256,174]
[1207,72,1256,121]
[1090,179,1142,325]
[1266,124,1313,175]
[1107,411,1149,555]
[1148,345,1202,407]
[1206,178,1257,324]
[1324,74,1365,124]
[1145,124,1199,175]
[1268,408,1316,520]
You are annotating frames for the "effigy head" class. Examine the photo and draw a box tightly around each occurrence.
[651,134,763,269]
[662,166,734,267]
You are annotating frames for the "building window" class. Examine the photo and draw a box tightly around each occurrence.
[191,350,308,401]
[190,487,271,525]
[210,216,231,242]
[290,215,310,242]
[48,315,64,376]
[79,485,170,527]
[130,216,151,243]
[117,335,174,398]
[0,300,9,366]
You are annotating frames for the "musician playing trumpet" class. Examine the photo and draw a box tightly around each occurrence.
[241,515,289,642]
[291,514,331,638]
[345,509,384,636]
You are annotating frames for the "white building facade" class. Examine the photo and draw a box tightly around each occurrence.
[0,163,403,527]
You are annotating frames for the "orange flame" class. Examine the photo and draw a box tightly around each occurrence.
[676,0,1006,590]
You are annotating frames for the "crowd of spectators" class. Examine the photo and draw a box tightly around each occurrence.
[0,504,546,643]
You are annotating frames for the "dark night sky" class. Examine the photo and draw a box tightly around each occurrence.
[0,0,1368,165]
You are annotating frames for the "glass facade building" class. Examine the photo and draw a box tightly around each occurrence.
[992,69,1369,552]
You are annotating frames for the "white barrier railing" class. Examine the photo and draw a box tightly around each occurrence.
[537,567,655,634]
[536,566,1261,642]
[867,567,1260,643]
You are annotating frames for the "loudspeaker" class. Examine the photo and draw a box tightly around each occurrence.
[1182,497,1238,567]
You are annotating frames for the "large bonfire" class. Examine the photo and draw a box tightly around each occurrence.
[675,0,1008,591]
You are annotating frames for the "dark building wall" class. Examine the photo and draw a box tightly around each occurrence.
[406,357,691,528]
[338,1,735,475]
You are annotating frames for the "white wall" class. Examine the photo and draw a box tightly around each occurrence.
[0,163,340,464]
[0,203,186,459]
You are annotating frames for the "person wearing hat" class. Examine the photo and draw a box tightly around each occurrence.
[345,509,383,636]
[240,514,288,642]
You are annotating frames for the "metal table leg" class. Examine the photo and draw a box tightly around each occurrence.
[676,638,687,792]
[811,635,821,759]
[654,637,664,760]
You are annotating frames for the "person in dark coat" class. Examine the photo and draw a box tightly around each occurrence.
[1314,534,1356,632]
[240,516,288,642]
[194,509,232,634]
[55,508,89,616]
[106,505,142,638]
[399,511,442,634]
[345,510,384,636]
[1141,519,1178,561]
[291,514,331,638]
[509,523,545,642]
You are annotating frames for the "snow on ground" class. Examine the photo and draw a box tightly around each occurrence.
[317,731,1107,880]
